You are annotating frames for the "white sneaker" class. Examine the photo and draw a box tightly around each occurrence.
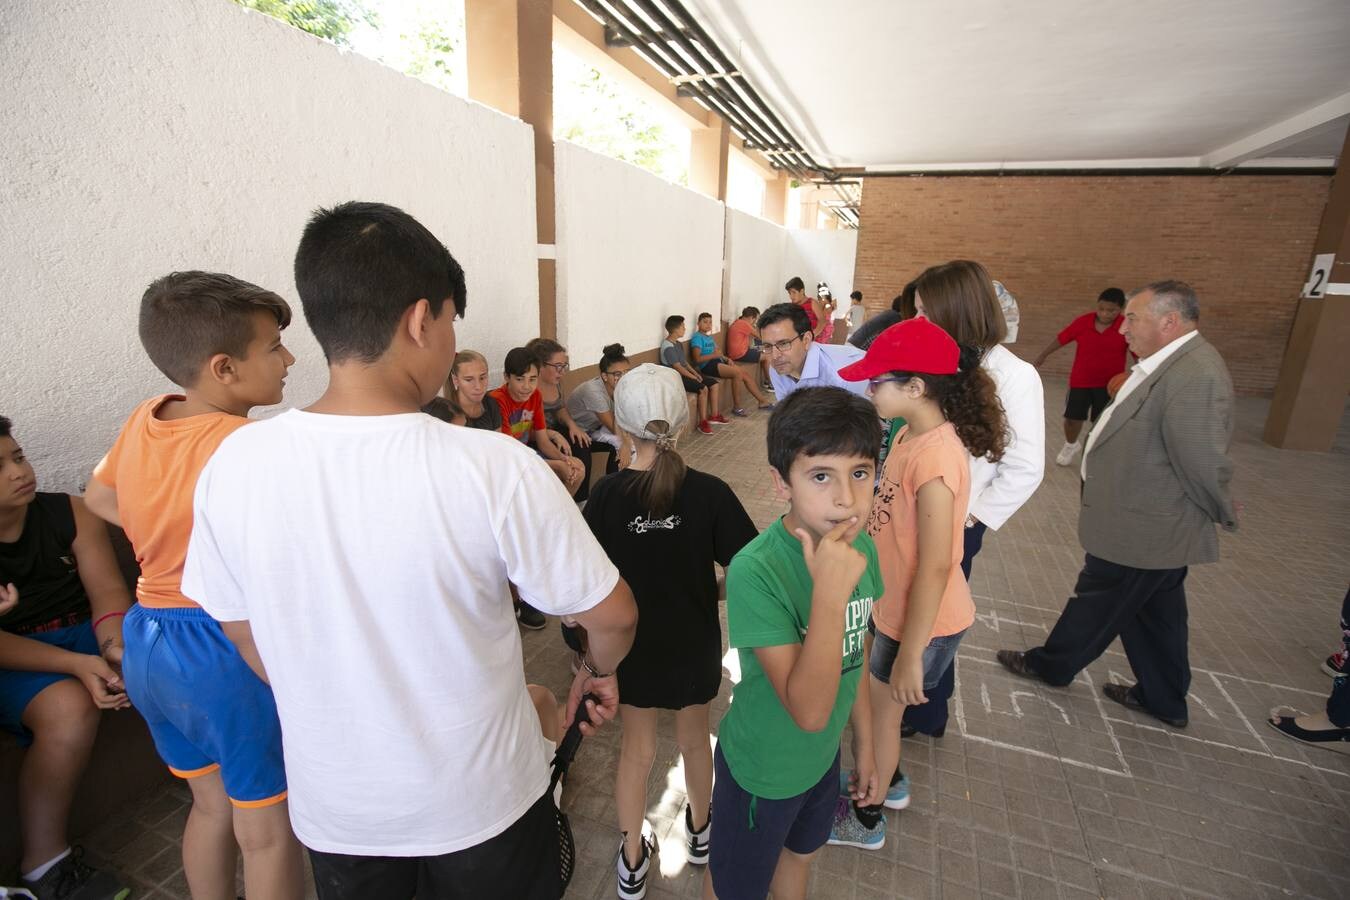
[1054,441,1081,466]
[616,820,655,899]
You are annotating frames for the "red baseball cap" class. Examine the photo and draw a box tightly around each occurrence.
[838,317,960,382]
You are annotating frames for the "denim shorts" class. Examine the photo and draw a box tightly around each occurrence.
[867,616,967,689]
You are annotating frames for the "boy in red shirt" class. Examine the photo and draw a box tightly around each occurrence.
[1033,288,1129,466]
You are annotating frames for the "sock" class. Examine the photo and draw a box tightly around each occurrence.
[853,801,884,829]
[23,847,71,882]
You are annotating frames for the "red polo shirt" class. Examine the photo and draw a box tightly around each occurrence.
[1057,313,1129,388]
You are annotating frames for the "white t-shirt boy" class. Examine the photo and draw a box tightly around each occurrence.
[182,411,619,856]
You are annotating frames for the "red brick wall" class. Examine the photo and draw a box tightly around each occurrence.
[853,175,1330,396]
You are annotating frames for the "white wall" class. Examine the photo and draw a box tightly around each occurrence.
[0,0,539,491]
[785,230,860,319]
[555,140,725,362]
[725,210,860,322]
[725,209,787,321]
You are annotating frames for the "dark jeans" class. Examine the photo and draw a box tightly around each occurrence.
[309,793,561,900]
[902,522,987,735]
[1328,587,1350,727]
[1024,554,1191,722]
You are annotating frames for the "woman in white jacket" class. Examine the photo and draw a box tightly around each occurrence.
[905,260,1045,736]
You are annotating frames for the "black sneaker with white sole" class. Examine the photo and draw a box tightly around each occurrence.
[685,804,710,865]
[616,820,655,900]
[516,601,547,630]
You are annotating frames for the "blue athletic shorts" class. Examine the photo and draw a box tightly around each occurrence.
[0,621,98,746]
[867,617,967,689]
[708,745,840,899]
[122,604,287,807]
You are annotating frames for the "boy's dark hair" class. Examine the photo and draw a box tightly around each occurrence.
[525,337,566,365]
[784,276,805,292]
[756,302,811,337]
[740,306,760,319]
[697,312,712,322]
[294,201,466,364]
[664,315,685,333]
[767,387,880,479]
[139,271,292,388]
[0,416,10,440]
[504,347,538,377]
[850,291,863,301]
[599,343,629,374]
[1098,287,1126,306]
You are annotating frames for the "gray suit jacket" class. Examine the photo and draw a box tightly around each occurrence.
[1080,334,1237,570]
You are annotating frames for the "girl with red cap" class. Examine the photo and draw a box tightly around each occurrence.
[828,317,1009,849]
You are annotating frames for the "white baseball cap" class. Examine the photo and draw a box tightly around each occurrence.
[614,363,689,443]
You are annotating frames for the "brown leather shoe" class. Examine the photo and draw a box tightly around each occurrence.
[996,649,1042,681]
[1102,682,1187,728]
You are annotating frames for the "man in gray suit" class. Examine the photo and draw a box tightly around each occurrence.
[997,281,1236,728]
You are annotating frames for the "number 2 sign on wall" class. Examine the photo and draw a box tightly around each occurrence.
[1302,253,1334,298]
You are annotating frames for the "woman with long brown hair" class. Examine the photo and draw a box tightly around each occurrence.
[904,260,1045,738]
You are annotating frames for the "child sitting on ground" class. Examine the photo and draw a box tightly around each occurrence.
[0,415,133,900]
[830,318,1008,848]
[582,364,757,900]
[490,346,587,497]
[705,386,884,900]
[689,312,773,416]
[660,316,723,436]
[83,271,303,900]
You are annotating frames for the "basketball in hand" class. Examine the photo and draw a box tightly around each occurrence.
[1107,372,1128,397]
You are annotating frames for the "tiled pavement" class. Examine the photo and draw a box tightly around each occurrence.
[83,379,1350,899]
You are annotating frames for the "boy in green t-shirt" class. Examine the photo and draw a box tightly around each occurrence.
[705,386,885,900]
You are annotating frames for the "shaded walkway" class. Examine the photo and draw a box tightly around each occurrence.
[84,379,1350,899]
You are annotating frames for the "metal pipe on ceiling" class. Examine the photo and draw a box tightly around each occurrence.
[571,0,856,224]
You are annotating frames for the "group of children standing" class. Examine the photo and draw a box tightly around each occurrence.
[1,196,1013,900]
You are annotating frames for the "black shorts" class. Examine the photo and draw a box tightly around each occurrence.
[733,347,762,363]
[1065,386,1111,422]
[308,793,561,900]
[697,359,723,377]
[680,374,716,394]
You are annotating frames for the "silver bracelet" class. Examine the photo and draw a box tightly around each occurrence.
[582,654,613,679]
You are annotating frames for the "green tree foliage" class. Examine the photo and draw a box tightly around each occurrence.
[554,50,689,186]
[232,0,376,47]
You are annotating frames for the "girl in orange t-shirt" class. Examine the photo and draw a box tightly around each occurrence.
[837,316,1008,818]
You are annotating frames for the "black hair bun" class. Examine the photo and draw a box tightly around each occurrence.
[603,343,625,357]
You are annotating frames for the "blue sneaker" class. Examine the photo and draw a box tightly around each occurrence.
[838,769,911,810]
[826,798,885,851]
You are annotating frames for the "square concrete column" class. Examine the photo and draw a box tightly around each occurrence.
[1264,127,1350,450]
[690,116,730,201]
[764,172,789,225]
[465,0,557,337]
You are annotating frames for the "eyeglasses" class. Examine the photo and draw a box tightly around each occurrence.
[868,375,910,391]
[603,369,628,380]
[763,334,806,355]
[543,361,569,373]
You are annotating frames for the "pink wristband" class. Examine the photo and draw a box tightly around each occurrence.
[91,611,126,631]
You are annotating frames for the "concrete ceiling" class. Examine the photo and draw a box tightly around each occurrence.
[682,0,1350,170]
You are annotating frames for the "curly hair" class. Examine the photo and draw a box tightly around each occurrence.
[895,345,1008,461]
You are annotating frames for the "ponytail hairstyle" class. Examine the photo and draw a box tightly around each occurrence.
[599,342,629,374]
[891,345,1008,462]
[525,337,565,367]
[627,418,687,518]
